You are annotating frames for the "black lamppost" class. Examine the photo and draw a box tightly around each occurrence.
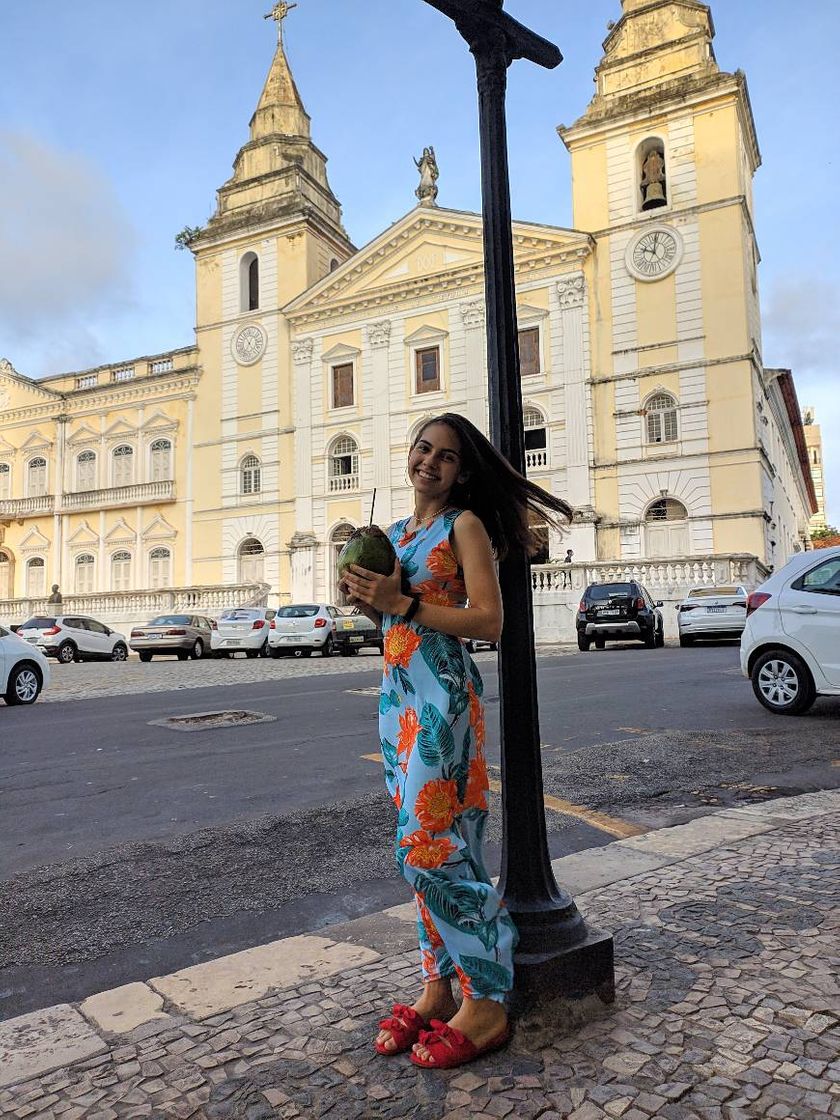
[421,0,614,1005]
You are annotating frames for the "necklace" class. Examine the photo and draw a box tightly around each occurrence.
[411,504,453,531]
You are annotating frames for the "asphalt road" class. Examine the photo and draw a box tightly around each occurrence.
[2,642,838,1018]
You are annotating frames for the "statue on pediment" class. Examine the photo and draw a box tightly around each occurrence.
[414,147,439,208]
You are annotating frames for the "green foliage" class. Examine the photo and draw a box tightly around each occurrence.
[811,525,839,541]
[174,225,203,251]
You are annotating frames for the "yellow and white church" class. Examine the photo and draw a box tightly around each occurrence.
[0,0,817,640]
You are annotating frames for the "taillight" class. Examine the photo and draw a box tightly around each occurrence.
[252,619,266,630]
[166,629,186,636]
[746,592,771,617]
[314,618,327,628]
[635,597,645,610]
[679,604,697,613]
[269,618,276,629]
[131,630,144,638]
[579,601,587,613]
[210,619,218,630]
[42,625,61,636]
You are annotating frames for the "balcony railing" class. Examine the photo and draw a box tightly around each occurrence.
[0,495,55,518]
[329,474,359,493]
[525,448,548,470]
[62,480,175,511]
[531,554,771,595]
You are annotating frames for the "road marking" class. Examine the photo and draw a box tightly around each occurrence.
[616,727,650,734]
[360,753,645,839]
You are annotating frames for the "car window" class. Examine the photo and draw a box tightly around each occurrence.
[19,617,56,630]
[266,610,276,620]
[150,615,192,626]
[277,606,320,618]
[0,626,8,637]
[687,586,744,598]
[86,619,108,634]
[795,557,840,595]
[219,608,262,620]
[63,617,85,630]
[586,583,632,601]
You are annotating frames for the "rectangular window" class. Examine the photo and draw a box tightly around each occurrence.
[519,328,540,377]
[75,375,98,390]
[415,347,441,394]
[332,363,354,409]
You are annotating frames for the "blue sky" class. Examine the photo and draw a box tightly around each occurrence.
[1,0,837,522]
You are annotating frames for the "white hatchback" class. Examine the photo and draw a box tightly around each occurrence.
[677,585,747,646]
[15,614,129,664]
[740,546,840,715]
[210,607,276,658]
[1,622,51,705]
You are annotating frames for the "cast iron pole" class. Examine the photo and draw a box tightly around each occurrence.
[421,0,614,1002]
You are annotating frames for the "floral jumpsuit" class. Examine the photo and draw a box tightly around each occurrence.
[379,509,518,1003]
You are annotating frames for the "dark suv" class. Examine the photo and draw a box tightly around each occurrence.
[576,581,665,651]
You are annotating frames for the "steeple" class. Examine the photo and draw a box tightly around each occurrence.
[199,17,352,253]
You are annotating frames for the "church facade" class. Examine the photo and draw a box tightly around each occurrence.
[0,0,816,634]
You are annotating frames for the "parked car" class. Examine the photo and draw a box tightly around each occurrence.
[576,581,664,650]
[15,615,129,663]
[333,607,384,656]
[130,614,215,661]
[740,546,840,715]
[1,622,50,704]
[268,603,339,658]
[210,606,276,658]
[464,638,498,653]
[677,585,748,646]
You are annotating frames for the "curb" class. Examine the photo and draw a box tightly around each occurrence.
[1,787,838,1092]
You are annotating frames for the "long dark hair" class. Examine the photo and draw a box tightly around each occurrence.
[413,413,573,560]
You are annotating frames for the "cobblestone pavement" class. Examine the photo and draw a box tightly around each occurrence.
[0,791,837,1119]
[38,648,575,705]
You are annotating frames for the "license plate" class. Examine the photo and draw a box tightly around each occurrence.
[349,635,364,643]
[341,620,355,630]
[706,606,726,614]
[26,636,39,643]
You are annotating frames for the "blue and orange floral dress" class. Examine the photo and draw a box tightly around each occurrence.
[379,509,517,1003]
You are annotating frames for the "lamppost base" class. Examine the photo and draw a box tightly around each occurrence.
[510,925,615,1015]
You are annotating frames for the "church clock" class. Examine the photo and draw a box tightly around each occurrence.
[232,323,267,365]
[625,226,682,282]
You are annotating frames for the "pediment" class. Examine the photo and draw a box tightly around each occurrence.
[105,518,135,544]
[144,410,179,433]
[0,358,59,409]
[517,302,550,322]
[103,418,138,440]
[285,206,591,323]
[21,431,53,452]
[142,514,177,541]
[67,520,99,547]
[20,527,50,552]
[321,343,361,364]
[0,435,15,456]
[404,324,448,346]
[67,423,100,446]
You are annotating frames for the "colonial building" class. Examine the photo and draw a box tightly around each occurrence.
[0,0,816,638]
[803,407,828,533]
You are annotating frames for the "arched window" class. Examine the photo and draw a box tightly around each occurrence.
[329,436,359,492]
[645,393,678,444]
[0,549,12,598]
[111,550,132,592]
[645,498,689,559]
[76,450,97,492]
[150,439,172,482]
[240,454,262,496]
[238,537,265,583]
[330,523,355,604]
[26,557,46,597]
[523,406,548,470]
[0,463,10,501]
[240,251,259,312]
[75,553,95,594]
[528,517,550,565]
[112,444,134,487]
[27,457,47,498]
[149,546,172,589]
[638,138,667,211]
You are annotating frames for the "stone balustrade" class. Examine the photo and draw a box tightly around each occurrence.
[328,474,359,493]
[62,480,175,511]
[0,495,56,518]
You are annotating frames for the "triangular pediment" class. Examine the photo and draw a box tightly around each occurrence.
[21,431,53,452]
[105,518,135,545]
[67,423,100,446]
[144,410,178,434]
[404,324,448,346]
[321,343,361,364]
[67,520,99,548]
[103,418,138,440]
[20,527,50,552]
[142,514,177,541]
[517,302,550,322]
[285,206,591,323]
[0,358,59,410]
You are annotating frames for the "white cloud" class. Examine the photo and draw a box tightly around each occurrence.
[0,132,136,356]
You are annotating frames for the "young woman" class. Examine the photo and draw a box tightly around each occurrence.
[340,413,571,1069]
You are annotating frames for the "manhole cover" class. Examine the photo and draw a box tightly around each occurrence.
[149,710,277,732]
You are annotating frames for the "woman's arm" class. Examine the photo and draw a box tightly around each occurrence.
[342,511,503,642]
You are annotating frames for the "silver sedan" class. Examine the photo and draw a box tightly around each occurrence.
[677,585,747,646]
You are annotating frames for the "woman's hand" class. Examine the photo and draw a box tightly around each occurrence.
[343,560,408,615]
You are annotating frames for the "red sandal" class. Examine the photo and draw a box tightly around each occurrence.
[409,1018,511,1069]
[374,1003,429,1056]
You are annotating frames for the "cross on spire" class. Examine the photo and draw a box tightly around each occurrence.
[264,1,297,43]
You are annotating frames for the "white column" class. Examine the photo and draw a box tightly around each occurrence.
[367,320,393,524]
[556,274,596,560]
[459,300,487,432]
[185,395,195,584]
[291,337,315,533]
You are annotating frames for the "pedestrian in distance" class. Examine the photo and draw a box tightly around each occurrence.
[340,413,571,1069]
[561,547,574,589]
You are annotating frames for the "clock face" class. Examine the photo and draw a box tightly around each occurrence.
[232,324,267,365]
[626,226,682,281]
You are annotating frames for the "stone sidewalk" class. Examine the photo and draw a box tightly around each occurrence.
[1,790,837,1120]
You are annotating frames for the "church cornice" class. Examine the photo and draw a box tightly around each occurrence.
[192,204,355,256]
[0,372,202,426]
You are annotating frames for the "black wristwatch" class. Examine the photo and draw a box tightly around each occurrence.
[402,594,420,623]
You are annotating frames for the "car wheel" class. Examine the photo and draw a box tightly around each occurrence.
[655,628,666,648]
[110,644,128,662]
[139,652,153,663]
[4,663,42,705]
[245,649,260,659]
[321,635,335,658]
[679,635,694,648]
[751,649,817,716]
[377,640,384,655]
[259,639,269,659]
[594,636,606,651]
[191,640,204,660]
[643,629,657,649]
[177,651,189,661]
[57,641,77,665]
[577,633,591,652]
[268,645,282,659]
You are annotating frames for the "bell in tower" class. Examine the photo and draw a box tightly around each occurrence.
[640,146,667,210]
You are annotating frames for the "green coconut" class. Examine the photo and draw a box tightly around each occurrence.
[337,525,397,580]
